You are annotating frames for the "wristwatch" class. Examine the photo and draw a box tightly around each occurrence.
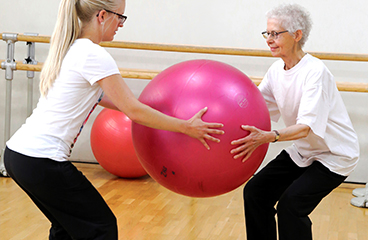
[273,130,280,143]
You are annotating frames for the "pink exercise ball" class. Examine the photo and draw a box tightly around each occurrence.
[90,108,147,178]
[132,59,270,197]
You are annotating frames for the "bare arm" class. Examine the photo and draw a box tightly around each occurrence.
[98,74,224,149]
[99,93,119,111]
[230,124,310,162]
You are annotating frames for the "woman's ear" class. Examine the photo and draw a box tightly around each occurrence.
[294,29,303,42]
[96,10,106,24]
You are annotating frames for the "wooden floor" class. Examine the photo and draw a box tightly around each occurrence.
[1,162,368,240]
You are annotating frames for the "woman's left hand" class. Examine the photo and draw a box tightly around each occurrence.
[230,125,270,162]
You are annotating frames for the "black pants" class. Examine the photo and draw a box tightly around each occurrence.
[243,150,347,240]
[4,147,118,240]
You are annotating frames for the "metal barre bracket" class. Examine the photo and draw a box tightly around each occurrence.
[23,33,38,117]
[23,33,38,69]
[1,33,18,80]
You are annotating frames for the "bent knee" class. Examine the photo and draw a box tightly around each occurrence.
[243,178,264,201]
[277,191,302,217]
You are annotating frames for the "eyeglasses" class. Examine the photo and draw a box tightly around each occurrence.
[261,30,288,40]
[96,9,128,25]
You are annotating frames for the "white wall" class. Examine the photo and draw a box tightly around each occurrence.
[0,0,367,183]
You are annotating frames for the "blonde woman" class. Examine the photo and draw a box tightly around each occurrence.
[4,0,224,239]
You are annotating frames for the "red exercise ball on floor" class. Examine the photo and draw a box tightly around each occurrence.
[131,59,271,197]
[90,108,147,178]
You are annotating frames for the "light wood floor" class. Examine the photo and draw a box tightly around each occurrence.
[1,162,368,240]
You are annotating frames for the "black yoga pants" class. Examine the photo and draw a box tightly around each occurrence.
[4,147,118,240]
[243,150,347,240]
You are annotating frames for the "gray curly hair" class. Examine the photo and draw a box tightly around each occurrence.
[266,3,312,48]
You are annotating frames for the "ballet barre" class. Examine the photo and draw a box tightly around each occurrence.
[1,33,368,62]
[2,60,368,93]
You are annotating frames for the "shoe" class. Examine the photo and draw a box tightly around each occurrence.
[352,188,366,197]
[352,183,368,197]
[351,196,368,208]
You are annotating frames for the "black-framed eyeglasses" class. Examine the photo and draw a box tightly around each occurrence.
[96,9,128,25]
[261,30,288,40]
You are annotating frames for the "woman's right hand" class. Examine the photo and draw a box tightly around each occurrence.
[184,107,224,150]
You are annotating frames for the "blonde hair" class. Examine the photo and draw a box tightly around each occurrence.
[40,0,121,97]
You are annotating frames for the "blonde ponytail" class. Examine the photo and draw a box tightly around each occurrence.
[40,0,80,97]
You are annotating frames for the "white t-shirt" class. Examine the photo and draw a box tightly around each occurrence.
[259,54,359,176]
[7,39,120,161]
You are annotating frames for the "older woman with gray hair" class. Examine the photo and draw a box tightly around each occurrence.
[230,3,359,240]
